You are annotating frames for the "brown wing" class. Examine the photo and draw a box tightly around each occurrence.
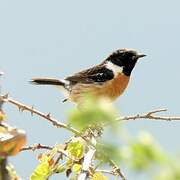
[65,63,114,84]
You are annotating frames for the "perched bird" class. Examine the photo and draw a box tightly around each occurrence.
[31,49,146,103]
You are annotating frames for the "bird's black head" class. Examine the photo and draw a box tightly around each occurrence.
[106,49,146,76]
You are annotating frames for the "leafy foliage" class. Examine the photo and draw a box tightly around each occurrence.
[92,172,109,180]
[72,164,81,174]
[30,145,65,180]
[121,131,167,171]
[67,139,84,159]
[68,97,117,130]
[155,162,180,180]
[96,143,122,164]
[2,96,180,180]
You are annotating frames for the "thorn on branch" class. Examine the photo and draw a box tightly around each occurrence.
[31,106,34,116]
[0,95,80,135]
[19,106,26,112]
[46,113,51,118]
[4,94,9,99]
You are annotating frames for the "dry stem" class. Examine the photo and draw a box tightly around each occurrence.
[0,95,80,135]
[117,108,180,122]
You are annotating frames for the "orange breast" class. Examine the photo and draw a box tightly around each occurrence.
[70,74,130,103]
[95,74,130,100]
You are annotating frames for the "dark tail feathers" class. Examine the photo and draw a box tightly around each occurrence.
[31,78,65,86]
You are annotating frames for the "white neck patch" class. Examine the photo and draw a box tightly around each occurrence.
[106,61,124,76]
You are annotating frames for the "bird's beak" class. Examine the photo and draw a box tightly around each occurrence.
[137,54,146,59]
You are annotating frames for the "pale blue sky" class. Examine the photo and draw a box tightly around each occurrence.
[1,0,180,179]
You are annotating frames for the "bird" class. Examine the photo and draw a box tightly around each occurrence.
[31,49,146,103]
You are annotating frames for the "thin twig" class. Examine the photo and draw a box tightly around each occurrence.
[108,159,126,180]
[95,169,114,175]
[0,95,80,135]
[116,108,180,122]
[21,143,78,163]
[3,95,180,180]
[21,143,53,152]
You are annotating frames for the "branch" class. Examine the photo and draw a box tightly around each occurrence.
[0,159,10,180]
[95,169,115,175]
[3,95,179,180]
[21,143,78,163]
[21,143,53,152]
[117,108,180,122]
[0,95,80,135]
[108,159,126,180]
[1,94,124,179]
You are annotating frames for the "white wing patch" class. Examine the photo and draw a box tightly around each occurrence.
[55,79,70,98]
[106,61,123,76]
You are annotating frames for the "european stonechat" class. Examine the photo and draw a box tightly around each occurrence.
[31,49,146,103]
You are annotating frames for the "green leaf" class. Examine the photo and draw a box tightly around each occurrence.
[55,164,66,173]
[154,163,180,180]
[72,164,81,174]
[96,143,122,163]
[30,145,63,179]
[69,175,78,180]
[66,159,74,169]
[68,96,117,130]
[30,162,52,180]
[120,131,167,171]
[67,140,84,159]
[92,172,109,180]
